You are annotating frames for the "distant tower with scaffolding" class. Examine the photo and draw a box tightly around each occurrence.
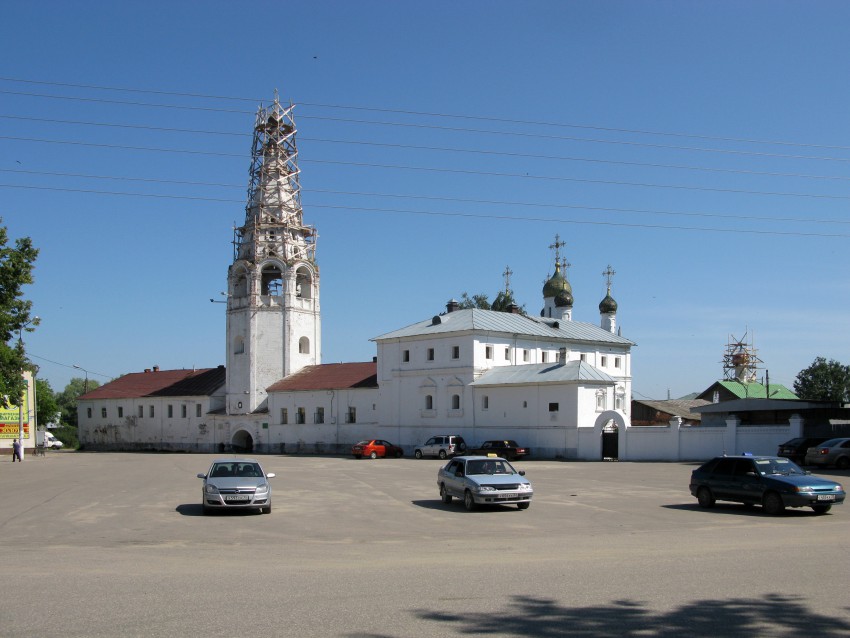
[225,94,321,415]
[722,331,762,383]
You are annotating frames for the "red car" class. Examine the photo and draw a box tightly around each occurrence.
[351,439,404,459]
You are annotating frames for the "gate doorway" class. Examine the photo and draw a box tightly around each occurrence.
[601,421,618,460]
[231,430,254,453]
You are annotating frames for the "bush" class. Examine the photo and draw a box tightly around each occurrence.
[52,425,79,450]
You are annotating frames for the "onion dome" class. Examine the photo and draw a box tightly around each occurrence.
[542,262,572,298]
[599,288,618,314]
[555,289,574,308]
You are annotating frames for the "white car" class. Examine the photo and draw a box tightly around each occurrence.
[414,435,467,459]
[197,458,275,514]
[437,455,533,511]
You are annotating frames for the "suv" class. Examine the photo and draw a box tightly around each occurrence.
[777,437,829,465]
[414,435,467,459]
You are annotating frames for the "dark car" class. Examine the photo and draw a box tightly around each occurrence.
[351,439,404,459]
[689,455,845,515]
[466,440,530,461]
[777,437,828,465]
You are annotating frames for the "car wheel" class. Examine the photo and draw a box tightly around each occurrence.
[395,450,403,458]
[262,504,271,514]
[370,451,378,459]
[439,450,447,459]
[517,502,530,510]
[763,492,785,515]
[696,487,715,508]
[836,456,849,470]
[812,504,831,514]
[440,483,452,504]
[464,490,476,511]
[414,450,423,459]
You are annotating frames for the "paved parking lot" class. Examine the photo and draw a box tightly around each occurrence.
[1,452,848,637]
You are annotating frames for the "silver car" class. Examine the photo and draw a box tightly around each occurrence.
[197,458,275,514]
[437,455,533,511]
[805,438,850,469]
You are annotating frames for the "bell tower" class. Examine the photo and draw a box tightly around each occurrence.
[225,95,321,415]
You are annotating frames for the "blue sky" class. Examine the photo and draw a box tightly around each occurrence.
[3,1,850,400]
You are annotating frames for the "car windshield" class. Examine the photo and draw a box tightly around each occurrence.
[354,441,369,446]
[466,459,516,475]
[210,462,263,478]
[753,458,805,476]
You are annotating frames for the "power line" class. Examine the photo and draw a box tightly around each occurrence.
[5,76,850,153]
[6,88,850,164]
[3,167,850,226]
[2,183,848,238]
[8,113,850,182]
[6,135,850,201]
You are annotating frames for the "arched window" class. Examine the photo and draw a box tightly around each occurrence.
[299,337,310,354]
[425,395,433,410]
[596,390,607,411]
[452,394,460,410]
[295,266,312,299]
[232,272,248,298]
[261,264,283,295]
[234,336,245,354]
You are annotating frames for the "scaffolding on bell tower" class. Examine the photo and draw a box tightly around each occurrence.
[233,93,317,266]
[722,331,762,383]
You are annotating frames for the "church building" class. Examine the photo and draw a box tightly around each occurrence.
[77,96,635,459]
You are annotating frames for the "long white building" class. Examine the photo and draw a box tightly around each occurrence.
[78,96,635,459]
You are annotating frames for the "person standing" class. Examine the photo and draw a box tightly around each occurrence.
[12,438,22,462]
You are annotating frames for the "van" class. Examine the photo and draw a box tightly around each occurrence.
[37,430,64,449]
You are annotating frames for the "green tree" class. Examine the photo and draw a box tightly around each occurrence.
[458,292,491,309]
[0,220,39,403]
[793,357,850,402]
[35,377,60,426]
[56,377,100,427]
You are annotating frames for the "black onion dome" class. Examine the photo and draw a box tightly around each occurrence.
[599,289,618,313]
[555,289,574,307]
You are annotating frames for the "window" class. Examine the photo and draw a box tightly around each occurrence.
[403,350,410,363]
[596,390,606,411]
[261,264,283,295]
[281,408,288,424]
[504,347,510,361]
[181,405,187,418]
[315,407,325,424]
[485,346,493,359]
[167,405,173,418]
[346,407,357,423]
[542,352,548,363]
[615,390,625,410]
[427,348,435,361]
[615,357,621,369]
[580,353,587,362]
[138,405,144,418]
[196,404,202,418]
[149,405,155,418]
[425,395,433,410]
[299,337,310,354]
[451,394,460,410]
[296,407,306,424]
[601,356,607,367]
[523,349,529,362]
[452,346,460,359]
[118,407,123,418]
[549,402,559,412]
[482,395,489,410]
[87,407,92,418]
[234,336,244,354]
[523,401,528,408]
[101,407,107,418]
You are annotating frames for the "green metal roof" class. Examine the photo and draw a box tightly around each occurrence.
[717,381,798,400]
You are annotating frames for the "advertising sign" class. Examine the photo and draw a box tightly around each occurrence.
[0,379,30,439]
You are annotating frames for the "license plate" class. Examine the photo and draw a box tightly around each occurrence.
[817,494,835,501]
[224,494,250,502]
[499,493,518,499]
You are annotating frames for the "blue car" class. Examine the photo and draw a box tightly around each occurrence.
[690,455,845,515]
[437,455,533,511]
